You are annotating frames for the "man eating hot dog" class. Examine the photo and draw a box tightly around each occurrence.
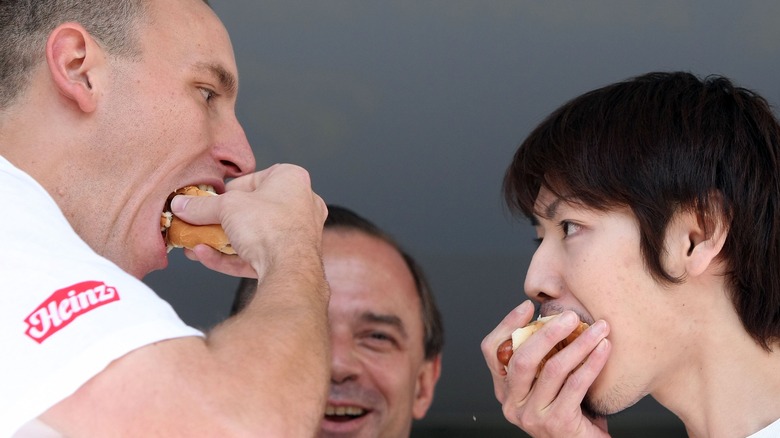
[482,71,780,437]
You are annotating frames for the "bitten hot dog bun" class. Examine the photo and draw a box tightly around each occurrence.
[496,315,589,376]
[161,185,235,255]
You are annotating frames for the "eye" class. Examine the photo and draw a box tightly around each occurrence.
[559,220,582,238]
[361,330,399,351]
[532,224,544,246]
[369,331,395,343]
[199,87,216,102]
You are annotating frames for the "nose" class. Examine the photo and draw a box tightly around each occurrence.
[524,240,563,303]
[213,115,256,178]
[330,330,361,384]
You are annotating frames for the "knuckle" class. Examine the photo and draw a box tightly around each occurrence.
[317,196,328,216]
[539,353,565,377]
[503,401,524,426]
[542,324,565,343]
[480,336,493,354]
[280,163,310,178]
[564,368,585,390]
[510,348,540,376]
[515,408,540,431]
[218,189,243,209]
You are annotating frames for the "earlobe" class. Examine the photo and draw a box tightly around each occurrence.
[411,355,442,419]
[46,23,102,113]
[664,206,729,279]
[684,209,729,278]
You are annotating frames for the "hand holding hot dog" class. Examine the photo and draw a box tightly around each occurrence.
[482,301,611,437]
[168,164,327,280]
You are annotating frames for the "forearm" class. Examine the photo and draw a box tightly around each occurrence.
[38,165,332,436]
[207,257,331,434]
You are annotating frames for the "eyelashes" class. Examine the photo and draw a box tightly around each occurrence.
[199,87,217,102]
[559,220,582,238]
[533,220,582,245]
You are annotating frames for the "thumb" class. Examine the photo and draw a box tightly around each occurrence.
[170,192,221,226]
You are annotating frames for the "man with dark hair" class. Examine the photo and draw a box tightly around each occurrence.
[481,71,780,437]
[1,0,330,435]
[234,205,445,437]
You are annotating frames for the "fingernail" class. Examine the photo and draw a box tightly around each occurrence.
[591,320,607,335]
[170,195,189,213]
[560,311,577,325]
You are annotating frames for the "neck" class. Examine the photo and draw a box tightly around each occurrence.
[0,76,117,262]
[652,289,780,437]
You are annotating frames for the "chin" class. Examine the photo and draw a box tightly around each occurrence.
[143,251,169,278]
[582,378,645,419]
[121,243,167,279]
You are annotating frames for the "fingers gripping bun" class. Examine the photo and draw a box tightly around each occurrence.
[161,186,235,255]
[496,315,589,376]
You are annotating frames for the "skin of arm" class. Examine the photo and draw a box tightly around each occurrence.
[6,0,331,433]
[41,165,332,436]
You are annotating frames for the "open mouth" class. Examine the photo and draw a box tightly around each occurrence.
[324,405,368,422]
[160,184,217,252]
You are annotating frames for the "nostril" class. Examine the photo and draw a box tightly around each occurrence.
[330,373,358,384]
[536,292,552,301]
[220,159,242,176]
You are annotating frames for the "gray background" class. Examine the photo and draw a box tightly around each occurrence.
[145,1,780,435]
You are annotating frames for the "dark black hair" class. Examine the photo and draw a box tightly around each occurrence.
[504,71,780,350]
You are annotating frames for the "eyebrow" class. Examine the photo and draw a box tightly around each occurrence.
[360,312,409,340]
[196,62,238,97]
[545,198,563,219]
[531,197,564,225]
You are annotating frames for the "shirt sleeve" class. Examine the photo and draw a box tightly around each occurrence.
[0,156,204,436]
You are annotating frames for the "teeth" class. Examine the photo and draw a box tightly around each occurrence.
[198,184,216,194]
[324,405,365,417]
[160,211,172,231]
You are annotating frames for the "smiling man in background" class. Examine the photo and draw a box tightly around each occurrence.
[233,205,444,437]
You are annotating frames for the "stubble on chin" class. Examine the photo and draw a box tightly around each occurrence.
[581,397,608,422]
[581,379,646,421]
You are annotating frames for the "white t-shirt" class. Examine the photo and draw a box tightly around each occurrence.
[0,156,204,436]
[748,417,780,438]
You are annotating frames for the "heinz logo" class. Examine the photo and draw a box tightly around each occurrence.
[25,281,120,343]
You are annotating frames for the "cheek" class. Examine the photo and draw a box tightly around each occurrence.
[583,270,666,403]
[574,250,656,343]
[363,355,418,403]
[573,240,646,303]
[565,250,620,302]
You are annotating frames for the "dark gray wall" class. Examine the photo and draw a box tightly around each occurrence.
[146,1,780,434]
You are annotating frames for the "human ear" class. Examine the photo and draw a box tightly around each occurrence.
[685,210,728,277]
[45,23,103,113]
[665,206,728,279]
[411,354,442,419]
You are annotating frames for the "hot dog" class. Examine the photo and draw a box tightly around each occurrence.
[161,185,235,255]
[497,315,589,376]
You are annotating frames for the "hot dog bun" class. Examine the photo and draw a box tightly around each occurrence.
[161,185,235,255]
[497,315,589,376]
